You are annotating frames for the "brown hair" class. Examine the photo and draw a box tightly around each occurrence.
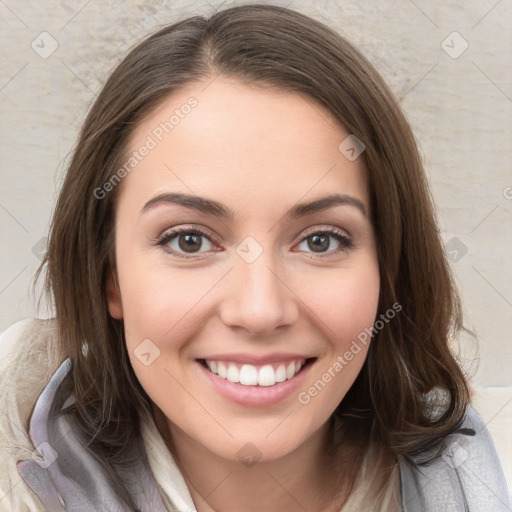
[36,2,470,506]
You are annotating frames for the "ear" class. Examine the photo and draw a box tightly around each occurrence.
[105,267,123,319]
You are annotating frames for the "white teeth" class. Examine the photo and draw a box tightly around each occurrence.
[217,362,227,379]
[275,364,287,383]
[239,364,258,385]
[258,365,276,387]
[226,364,239,383]
[204,359,307,387]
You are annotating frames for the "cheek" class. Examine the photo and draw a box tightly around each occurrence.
[333,271,380,345]
[299,258,380,346]
[119,266,204,422]
[293,258,379,413]
[116,250,216,340]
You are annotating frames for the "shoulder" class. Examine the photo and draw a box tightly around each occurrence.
[0,317,62,512]
[0,317,62,416]
[0,317,60,373]
[0,319,169,512]
[399,405,512,511]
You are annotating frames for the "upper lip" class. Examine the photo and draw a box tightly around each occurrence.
[198,353,315,364]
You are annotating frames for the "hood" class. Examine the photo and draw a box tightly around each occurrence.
[16,358,168,512]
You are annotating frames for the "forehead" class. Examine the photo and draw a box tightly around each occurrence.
[120,77,368,214]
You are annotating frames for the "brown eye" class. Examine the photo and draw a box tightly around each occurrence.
[295,228,353,256]
[157,228,216,258]
[177,233,204,253]
[307,234,330,252]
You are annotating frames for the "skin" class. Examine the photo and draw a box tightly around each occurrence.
[106,76,380,512]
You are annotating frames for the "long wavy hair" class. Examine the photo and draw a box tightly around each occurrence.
[36,3,470,507]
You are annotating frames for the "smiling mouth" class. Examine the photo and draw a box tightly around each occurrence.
[199,358,316,387]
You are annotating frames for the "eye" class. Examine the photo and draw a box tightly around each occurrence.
[295,227,353,257]
[156,227,218,259]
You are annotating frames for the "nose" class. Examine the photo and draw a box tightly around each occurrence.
[219,251,299,336]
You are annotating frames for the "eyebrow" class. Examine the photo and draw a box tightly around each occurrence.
[141,192,367,219]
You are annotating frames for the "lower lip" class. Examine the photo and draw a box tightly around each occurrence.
[197,360,314,407]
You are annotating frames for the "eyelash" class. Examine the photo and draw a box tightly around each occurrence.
[155,226,354,260]
[155,226,219,260]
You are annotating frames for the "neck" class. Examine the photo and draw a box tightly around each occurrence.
[153,409,359,512]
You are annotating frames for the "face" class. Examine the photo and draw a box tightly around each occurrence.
[106,76,380,464]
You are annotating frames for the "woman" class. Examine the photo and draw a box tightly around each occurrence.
[1,4,510,511]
